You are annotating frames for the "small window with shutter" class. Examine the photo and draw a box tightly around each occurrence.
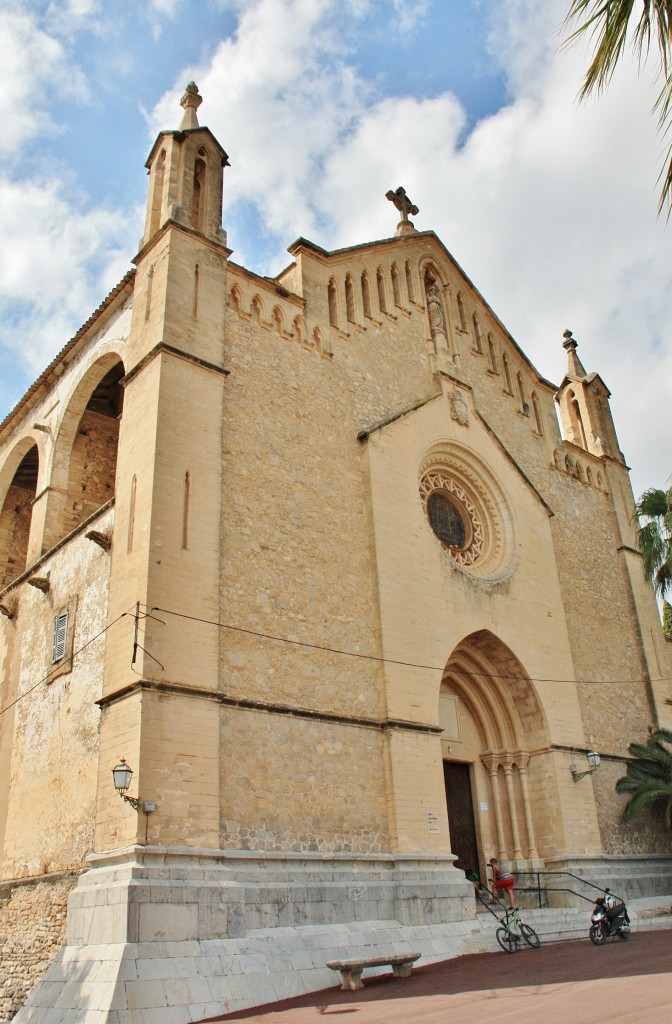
[52,610,69,663]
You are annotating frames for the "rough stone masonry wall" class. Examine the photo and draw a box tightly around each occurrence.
[592,758,670,856]
[62,409,119,538]
[220,708,389,853]
[0,486,33,591]
[218,266,438,852]
[0,875,79,1021]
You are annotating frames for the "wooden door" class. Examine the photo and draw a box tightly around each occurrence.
[443,761,479,876]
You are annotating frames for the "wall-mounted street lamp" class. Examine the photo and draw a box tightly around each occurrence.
[570,750,601,783]
[111,758,156,813]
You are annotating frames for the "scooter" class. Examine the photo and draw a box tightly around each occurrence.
[589,887,630,944]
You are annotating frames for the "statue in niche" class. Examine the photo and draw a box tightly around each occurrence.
[425,276,447,352]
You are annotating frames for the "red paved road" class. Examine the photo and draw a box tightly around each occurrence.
[206,929,672,1024]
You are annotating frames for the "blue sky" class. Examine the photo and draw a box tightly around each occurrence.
[1,0,671,499]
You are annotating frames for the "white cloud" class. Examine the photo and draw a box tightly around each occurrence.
[390,0,431,34]
[0,175,138,373]
[0,7,89,157]
[148,0,370,251]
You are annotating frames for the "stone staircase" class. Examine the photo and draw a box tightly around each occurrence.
[462,895,672,952]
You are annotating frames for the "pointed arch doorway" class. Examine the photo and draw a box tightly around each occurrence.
[439,630,549,878]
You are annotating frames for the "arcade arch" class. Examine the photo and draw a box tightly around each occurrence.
[439,631,549,876]
[44,356,125,550]
[0,440,39,590]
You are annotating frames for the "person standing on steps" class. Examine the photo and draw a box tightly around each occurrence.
[489,858,516,908]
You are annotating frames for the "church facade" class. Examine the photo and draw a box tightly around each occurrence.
[1,85,670,1022]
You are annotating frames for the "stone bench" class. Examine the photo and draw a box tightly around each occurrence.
[326,951,421,991]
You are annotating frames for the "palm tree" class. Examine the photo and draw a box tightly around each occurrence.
[564,1,672,217]
[633,485,672,598]
[664,599,672,637]
[616,723,672,826]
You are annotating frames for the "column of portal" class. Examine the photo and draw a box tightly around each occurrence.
[516,753,539,859]
[482,754,507,859]
[502,757,524,860]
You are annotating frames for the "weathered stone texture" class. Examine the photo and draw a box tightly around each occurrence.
[62,410,119,536]
[220,709,388,853]
[0,485,33,590]
[593,759,671,856]
[0,875,78,1020]
[220,301,386,720]
[0,506,112,878]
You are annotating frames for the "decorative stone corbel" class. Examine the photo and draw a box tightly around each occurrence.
[27,575,50,593]
[0,593,18,619]
[86,530,112,552]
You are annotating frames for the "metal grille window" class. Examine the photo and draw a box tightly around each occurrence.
[52,610,68,663]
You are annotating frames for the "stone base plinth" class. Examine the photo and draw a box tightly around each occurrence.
[13,846,474,1024]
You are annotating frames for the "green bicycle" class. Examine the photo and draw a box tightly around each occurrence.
[495,906,541,954]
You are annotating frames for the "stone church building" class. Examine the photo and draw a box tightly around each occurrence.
[1,84,670,1022]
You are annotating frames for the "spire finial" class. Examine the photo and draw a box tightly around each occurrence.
[179,82,202,130]
[562,329,587,378]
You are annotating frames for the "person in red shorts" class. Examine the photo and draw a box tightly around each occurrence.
[489,858,515,908]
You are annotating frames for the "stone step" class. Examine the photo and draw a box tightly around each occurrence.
[466,896,671,951]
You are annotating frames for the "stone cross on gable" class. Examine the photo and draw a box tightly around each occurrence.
[386,186,419,219]
[385,186,419,236]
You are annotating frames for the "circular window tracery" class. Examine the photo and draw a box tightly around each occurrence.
[420,471,484,567]
[419,444,517,582]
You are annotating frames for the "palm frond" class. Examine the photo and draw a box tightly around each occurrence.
[633,485,672,597]
[635,487,671,519]
[621,784,672,822]
[615,715,672,825]
[564,1,672,218]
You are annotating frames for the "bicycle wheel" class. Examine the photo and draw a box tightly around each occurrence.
[519,923,541,949]
[496,926,518,953]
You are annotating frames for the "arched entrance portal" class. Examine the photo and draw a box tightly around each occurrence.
[439,631,549,878]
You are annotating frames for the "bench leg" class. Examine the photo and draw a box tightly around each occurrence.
[392,962,413,979]
[339,968,364,991]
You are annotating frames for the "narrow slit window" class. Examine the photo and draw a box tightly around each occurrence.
[182,471,190,550]
[127,474,137,553]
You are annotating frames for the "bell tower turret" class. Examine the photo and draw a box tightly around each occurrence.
[142,82,229,250]
[555,329,624,463]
